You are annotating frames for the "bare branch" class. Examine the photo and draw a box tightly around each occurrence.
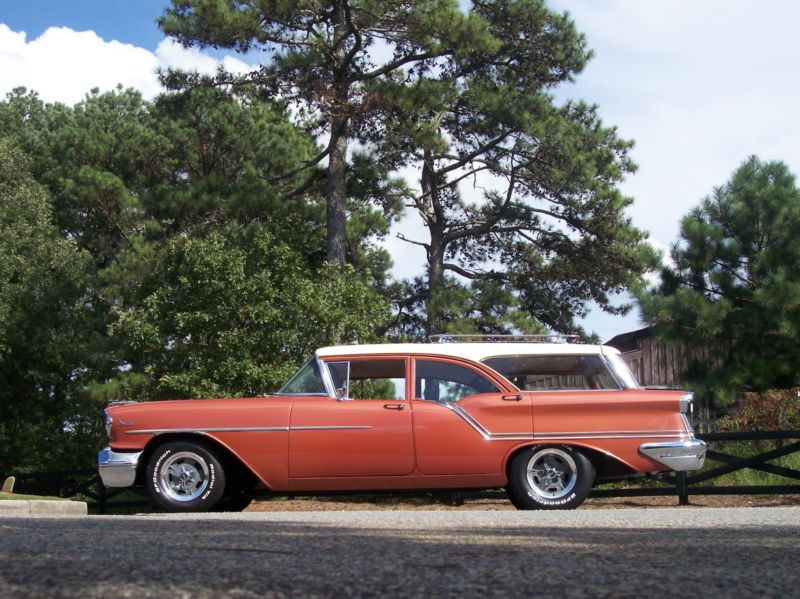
[436,132,512,177]
[355,51,439,81]
[397,232,430,250]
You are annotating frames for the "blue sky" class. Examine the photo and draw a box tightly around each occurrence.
[2,1,800,340]
[2,0,167,50]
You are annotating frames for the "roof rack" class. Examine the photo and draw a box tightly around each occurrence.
[427,334,581,344]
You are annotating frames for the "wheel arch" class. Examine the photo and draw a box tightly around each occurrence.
[504,442,637,483]
[136,433,265,492]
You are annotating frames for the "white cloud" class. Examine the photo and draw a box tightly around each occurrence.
[154,38,252,77]
[0,24,254,105]
[544,0,800,338]
[551,0,800,251]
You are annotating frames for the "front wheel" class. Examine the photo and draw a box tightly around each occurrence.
[507,445,594,510]
[146,441,226,512]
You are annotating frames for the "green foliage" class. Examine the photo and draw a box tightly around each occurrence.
[388,278,546,339]
[0,143,96,472]
[159,0,477,263]
[717,389,800,432]
[637,157,800,404]
[0,84,394,472]
[105,225,389,400]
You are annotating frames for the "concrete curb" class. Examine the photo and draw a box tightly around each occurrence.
[0,499,87,516]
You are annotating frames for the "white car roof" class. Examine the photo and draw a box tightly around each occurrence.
[316,343,619,363]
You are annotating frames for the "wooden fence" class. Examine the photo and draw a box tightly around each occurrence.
[590,429,800,505]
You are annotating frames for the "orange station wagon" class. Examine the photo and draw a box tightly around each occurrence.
[98,338,706,511]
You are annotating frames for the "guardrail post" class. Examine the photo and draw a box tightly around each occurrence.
[676,471,689,505]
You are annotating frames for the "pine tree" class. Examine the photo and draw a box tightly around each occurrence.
[637,157,800,404]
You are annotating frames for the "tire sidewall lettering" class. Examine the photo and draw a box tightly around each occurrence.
[201,463,216,500]
[151,449,172,495]
[527,490,577,506]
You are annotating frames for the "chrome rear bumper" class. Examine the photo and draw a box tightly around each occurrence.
[98,447,142,488]
[640,439,706,471]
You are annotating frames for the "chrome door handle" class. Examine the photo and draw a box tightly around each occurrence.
[501,394,523,402]
[383,403,405,410]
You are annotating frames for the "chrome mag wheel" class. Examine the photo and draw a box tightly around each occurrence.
[158,451,211,502]
[525,447,578,500]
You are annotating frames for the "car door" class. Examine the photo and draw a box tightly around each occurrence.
[288,357,414,478]
[411,357,533,475]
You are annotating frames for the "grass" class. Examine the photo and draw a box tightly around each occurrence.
[700,440,800,487]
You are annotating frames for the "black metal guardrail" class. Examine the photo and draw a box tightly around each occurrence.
[591,430,800,505]
[3,430,800,511]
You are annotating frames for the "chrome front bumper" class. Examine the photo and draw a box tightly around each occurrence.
[98,447,143,488]
[640,439,706,471]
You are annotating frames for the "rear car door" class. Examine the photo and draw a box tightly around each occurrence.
[411,357,533,475]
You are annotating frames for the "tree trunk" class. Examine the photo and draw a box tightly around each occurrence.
[326,114,349,265]
[426,234,446,337]
[422,150,446,337]
[326,1,349,266]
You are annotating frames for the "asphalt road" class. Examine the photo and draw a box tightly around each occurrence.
[1,508,799,598]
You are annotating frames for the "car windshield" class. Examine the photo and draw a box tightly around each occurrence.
[482,355,621,390]
[277,358,329,395]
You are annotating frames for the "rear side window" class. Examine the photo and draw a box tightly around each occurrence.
[415,360,500,403]
[483,355,619,391]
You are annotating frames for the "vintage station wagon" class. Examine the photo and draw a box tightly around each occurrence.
[98,339,706,511]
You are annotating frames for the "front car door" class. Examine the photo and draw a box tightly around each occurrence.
[288,356,414,478]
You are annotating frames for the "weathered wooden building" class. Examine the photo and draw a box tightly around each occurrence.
[605,327,711,388]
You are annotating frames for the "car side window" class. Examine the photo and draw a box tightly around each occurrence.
[326,359,406,400]
[482,355,620,391]
[415,360,499,403]
[277,358,328,395]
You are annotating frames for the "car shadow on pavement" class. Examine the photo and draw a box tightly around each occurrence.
[1,517,798,597]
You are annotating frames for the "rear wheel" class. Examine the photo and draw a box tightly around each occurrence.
[507,445,594,510]
[146,441,226,512]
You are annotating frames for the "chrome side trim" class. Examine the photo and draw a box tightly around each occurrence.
[290,426,372,431]
[125,425,372,435]
[126,426,290,435]
[495,429,687,437]
[438,401,689,442]
[98,447,142,488]
[640,439,706,471]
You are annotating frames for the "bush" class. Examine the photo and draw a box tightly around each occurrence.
[717,388,800,432]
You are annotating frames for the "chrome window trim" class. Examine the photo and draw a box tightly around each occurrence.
[275,357,333,397]
[317,354,339,399]
[602,349,640,389]
[598,353,626,389]
[273,392,331,397]
[480,353,628,392]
